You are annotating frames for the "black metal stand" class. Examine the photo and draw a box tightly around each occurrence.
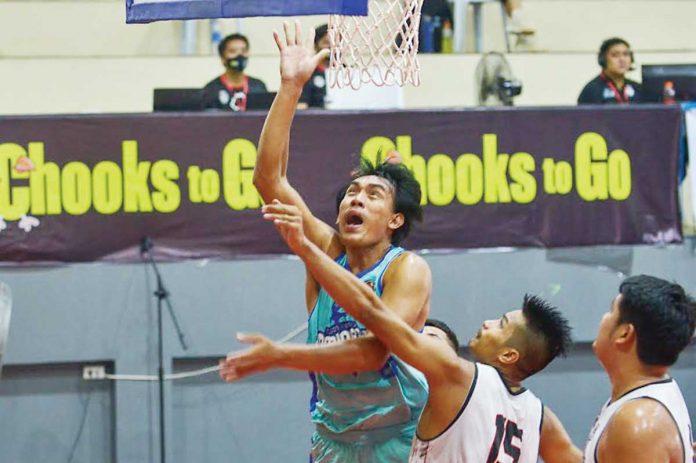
[140,237,188,463]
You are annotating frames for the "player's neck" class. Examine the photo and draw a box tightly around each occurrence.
[345,241,392,275]
[607,362,669,402]
[498,367,523,391]
[225,70,245,85]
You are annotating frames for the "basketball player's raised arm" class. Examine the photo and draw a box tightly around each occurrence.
[538,406,582,463]
[253,22,338,255]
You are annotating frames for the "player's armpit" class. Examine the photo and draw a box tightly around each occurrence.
[539,406,582,463]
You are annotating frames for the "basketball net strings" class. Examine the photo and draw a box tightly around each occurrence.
[104,322,308,382]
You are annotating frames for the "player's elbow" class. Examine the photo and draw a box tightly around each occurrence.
[252,169,283,201]
[252,168,272,190]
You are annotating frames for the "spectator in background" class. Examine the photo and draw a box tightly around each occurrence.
[299,24,330,109]
[578,37,643,105]
[202,33,267,111]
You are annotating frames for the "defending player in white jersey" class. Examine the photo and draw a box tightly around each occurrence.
[585,275,695,463]
[259,198,584,463]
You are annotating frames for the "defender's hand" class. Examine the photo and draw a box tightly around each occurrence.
[219,333,283,382]
[273,21,330,88]
[262,199,308,255]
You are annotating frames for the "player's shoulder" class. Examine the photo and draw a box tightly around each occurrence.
[607,397,677,442]
[391,249,430,270]
[386,250,431,281]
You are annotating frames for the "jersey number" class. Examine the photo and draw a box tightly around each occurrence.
[486,414,523,463]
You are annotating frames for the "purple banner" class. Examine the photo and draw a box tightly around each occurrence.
[126,0,368,23]
[0,106,682,264]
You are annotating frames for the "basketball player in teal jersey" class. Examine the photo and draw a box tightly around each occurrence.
[220,22,432,462]
[245,198,584,463]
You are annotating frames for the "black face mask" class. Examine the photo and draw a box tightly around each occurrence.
[226,56,248,72]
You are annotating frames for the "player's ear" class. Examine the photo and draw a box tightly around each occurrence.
[499,347,520,366]
[614,322,636,352]
[388,213,404,231]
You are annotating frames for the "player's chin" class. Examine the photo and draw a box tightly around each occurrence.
[338,231,366,246]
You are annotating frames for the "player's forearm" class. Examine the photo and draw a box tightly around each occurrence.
[296,239,418,359]
[254,83,303,197]
[277,337,389,374]
[297,239,385,322]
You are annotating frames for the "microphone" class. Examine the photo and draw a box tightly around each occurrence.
[140,236,153,255]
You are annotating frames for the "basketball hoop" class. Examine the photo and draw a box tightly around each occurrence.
[328,0,424,89]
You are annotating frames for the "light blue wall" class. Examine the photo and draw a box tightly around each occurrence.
[0,240,694,462]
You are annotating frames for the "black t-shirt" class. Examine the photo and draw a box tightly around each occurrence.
[201,75,267,111]
[577,74,643,105]
[300,66,328,108]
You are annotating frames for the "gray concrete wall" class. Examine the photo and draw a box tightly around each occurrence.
[0,239,694,462]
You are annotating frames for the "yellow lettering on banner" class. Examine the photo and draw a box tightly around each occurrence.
[387,136,430,205]
[427,154,456,206]
[62,162,91,215]
[575,132,609,201]
[187,166,203,203]
[509,152,536,204]
[28,143,62,215]
[483,134,511,203]
[360,135,428,205]
[608,149,631,200]
[542,158,557,194]
[392,136,427,205]
[223,138,261,210]
[360,136,395,166]
[122,141,153,212]
[151,160,180,213]
[455,154,483,205]
[92,161,123,214]
[554,161,573,195]
[0,143,30,220]
[200,169,220,203]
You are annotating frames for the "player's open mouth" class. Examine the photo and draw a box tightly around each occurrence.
[345,211,364,231]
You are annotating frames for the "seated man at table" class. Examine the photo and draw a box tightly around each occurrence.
[578,37,643,105]
[202,33,268,111]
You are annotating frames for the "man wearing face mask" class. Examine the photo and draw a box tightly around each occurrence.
[578,37,643,105]
[202,33,268,111]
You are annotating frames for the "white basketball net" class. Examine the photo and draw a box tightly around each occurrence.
[328,0,424,89]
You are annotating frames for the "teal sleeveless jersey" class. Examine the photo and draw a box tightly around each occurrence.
[306,246,429,439]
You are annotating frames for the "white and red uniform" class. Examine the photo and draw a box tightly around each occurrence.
[409,363,544,463]
[584,378,694,463]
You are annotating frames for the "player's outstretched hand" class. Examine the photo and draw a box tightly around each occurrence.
[273,20,330,88]
[219,333,282,382]
[262,199,307,255]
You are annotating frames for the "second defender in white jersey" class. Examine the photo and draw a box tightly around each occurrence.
[260,198,585,463]
[410,362,543,463]
[584,275,696,463]
[584,378,693,463]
